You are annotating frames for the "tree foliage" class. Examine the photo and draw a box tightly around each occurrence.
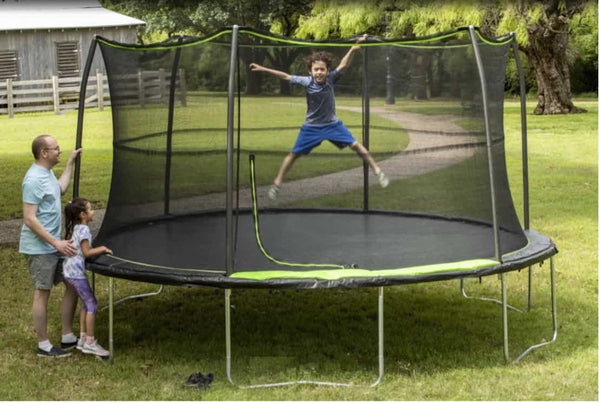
[294,0,597,114]
[101,0,597,112]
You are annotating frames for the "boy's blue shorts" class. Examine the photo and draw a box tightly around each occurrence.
[291,120,356,155]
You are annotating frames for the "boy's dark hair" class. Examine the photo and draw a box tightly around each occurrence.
[64,197,89,240]
[304,51,334,70]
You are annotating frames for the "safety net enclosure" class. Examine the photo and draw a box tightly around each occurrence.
[78,26,557,289]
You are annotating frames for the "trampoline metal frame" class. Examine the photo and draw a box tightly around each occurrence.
[102,257,557,382]
[84,25,558,385]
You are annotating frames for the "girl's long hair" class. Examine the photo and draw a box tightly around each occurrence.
[64,197,89,240]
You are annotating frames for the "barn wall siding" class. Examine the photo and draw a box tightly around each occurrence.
[0,27,138,81]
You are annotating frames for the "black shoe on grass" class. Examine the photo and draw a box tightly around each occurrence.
[61,339,78,351]
[37,346,71,358]
[184,372,204,387]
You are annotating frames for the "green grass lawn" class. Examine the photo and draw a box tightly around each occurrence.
[0,97,596,400]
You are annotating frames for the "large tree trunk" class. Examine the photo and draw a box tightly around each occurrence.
[524,4,586,114]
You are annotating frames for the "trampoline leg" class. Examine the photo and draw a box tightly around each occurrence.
[109,276,114,364]
[460,278,523,313]
[371,286,385,387]
[501,273,509,362]
[100,284,164,312]
[225,289,233,385]
[512,258,558,363]
[501,257,558,363]
[224,288,384,388]
[527,266,533,311]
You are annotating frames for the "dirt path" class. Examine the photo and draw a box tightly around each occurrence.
[1,106,480,244]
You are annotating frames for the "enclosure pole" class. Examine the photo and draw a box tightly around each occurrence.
[73,37,98,198]
[362,43,370,211]
[510,37,530,230]
[226,26,240,276]
[163,39,183,215]
[468,26,501,262]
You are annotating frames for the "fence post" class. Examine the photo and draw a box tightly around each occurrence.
[96,71,104,111]
[178,68,187,107]
[6,78,13,118]
[137,68,145,108]
[52,75,60,114]
[158,68,166,103]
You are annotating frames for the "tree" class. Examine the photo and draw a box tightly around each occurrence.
[497,0,589,114]
[294,0,596,114]
[101,0,311,94]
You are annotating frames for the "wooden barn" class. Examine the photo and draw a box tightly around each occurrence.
[0,0,145,81]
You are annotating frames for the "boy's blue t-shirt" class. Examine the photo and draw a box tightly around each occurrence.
[290,68,341,126]
[19,163,62,255]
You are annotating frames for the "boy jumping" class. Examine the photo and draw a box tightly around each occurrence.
[249,35,389,200]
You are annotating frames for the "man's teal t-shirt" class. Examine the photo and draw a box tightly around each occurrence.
[19,163,62,255]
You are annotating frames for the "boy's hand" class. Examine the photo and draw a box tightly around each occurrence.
[351,34,367,51]
[249,63,263,72]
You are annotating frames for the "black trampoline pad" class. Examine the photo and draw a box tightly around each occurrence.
[96,209,526,272]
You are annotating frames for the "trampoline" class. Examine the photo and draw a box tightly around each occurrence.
[74,25,558,387]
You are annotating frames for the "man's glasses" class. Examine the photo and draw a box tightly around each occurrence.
[43,146,61,152]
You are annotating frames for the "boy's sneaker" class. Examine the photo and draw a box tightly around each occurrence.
[76,338,85,351]
[377,172,389,188]
[82,340,110,357]
[61,338,78,351]
[268,184,280,200]
[37,346,71,358]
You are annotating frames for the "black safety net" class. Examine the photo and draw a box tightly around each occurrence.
[89,26,534,282]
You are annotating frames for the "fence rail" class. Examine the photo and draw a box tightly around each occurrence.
[0,68,187,118]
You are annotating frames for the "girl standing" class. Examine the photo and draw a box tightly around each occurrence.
[63,197,112,357]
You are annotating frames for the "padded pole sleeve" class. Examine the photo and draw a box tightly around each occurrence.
[73,37,98,198]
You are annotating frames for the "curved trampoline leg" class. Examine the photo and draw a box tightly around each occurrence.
[510,258,558,363]
[100,284,164,311]
[224,288,385,388]
[460,278,523,313]
[502,257,558,363]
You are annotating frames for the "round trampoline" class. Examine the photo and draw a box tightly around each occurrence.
[89,209,555,289]
[75,26,558,385]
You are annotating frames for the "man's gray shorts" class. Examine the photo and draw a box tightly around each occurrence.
[25,253,64,290]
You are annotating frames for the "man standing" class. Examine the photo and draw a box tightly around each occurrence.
[20,134,82,357]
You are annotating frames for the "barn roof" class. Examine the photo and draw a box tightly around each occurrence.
[0,0,145,31]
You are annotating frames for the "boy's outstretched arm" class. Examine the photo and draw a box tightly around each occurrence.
[249,63,290,81]
[337,34,367,73]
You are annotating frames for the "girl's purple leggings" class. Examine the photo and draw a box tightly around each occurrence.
[64,277,98,314]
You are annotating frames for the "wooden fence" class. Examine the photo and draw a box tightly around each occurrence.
[0,68,187,118]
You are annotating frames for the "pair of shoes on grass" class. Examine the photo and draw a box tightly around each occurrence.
[184,372,214,389]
